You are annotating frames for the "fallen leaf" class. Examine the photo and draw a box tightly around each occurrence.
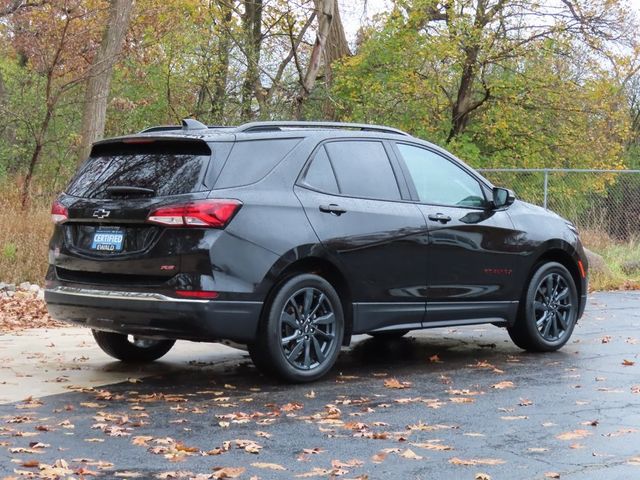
[251,462,286,471]
[491,381,514,389]
[400,448,423,460]
[372,452,387,463]
[384,378,411,389]
[556,430,591,440]
[622,359,635,366]
[295,468,333,477]
[544,473,560,479]
[212,467,245,479]
[410,441,452,451]
[449,457,506,466]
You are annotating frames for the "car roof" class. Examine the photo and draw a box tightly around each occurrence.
[91,119,460,166]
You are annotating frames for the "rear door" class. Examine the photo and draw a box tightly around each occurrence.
[54,138,221,285]
[294,139,428,334]
[392,142,520,324]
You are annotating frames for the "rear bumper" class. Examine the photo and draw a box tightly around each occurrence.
[45,286,262,343]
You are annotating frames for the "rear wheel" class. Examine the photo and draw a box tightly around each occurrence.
[249,274,344,383]
[92,330,175,363]
[368,329,410,340]
[508,262,578,352]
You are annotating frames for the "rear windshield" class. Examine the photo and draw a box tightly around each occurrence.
[66,140,213,198]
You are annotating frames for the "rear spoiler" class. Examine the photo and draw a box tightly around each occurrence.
[90,137,212,157]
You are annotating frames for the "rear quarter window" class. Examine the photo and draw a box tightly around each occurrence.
[214,138,302,188]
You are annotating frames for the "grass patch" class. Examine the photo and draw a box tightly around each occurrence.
[581,229,640,291]
[0,188,52,284]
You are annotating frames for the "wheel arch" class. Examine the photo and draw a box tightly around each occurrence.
[528,242,583,302]
[259,255,353,346]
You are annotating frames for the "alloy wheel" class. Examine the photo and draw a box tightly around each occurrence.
[279,287,336,370]
[533,273,574,342]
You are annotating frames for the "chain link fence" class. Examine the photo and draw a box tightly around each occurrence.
[477,169,640,241]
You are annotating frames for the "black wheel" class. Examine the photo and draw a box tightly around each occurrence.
[92,330,175,363]
[368,329,410,340]
[508,262,578,352]
[249,274,344,383]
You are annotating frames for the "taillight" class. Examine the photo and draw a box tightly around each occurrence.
[51,200,68,224]
[147,199,242,228]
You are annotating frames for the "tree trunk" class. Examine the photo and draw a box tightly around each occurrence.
[78,0,134,161]
[211,4,233,123]
[295,0,334,119]
[322,0,350,118]
[21,105,53,207]
[241,0,263,121]
[324,0,350,83]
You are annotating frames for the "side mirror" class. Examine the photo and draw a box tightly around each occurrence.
[492,187,516,208]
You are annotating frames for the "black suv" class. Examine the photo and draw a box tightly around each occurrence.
[45,120,588,382]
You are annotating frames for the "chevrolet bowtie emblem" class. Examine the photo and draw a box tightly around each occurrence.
[92,208,111,219]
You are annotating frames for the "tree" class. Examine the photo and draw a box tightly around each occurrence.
[332,0,637,168]
[4,0,110,206]
[78,0,134,162]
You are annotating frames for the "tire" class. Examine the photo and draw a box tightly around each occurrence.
[92,330,175,363]
[368,329,410,340]
[249,274,344,383]
[507,262,578,352]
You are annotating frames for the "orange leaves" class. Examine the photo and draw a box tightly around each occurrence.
[384,378,412,389]
[491,381,515,390]
[410,441,453,451]
[622,359,635,366]
[251,462,286,471]
[449,457,506,466]
[555,430,591,441]
[212,467,245,479]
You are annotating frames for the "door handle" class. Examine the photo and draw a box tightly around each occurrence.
[428,213,451,224]
[319,204,347,216]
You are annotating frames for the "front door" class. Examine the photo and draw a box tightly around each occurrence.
[392,142,521,325]
[294,139,428,333]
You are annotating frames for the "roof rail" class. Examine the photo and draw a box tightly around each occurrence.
[139,119,233,134]
[235,121,411,136]
[139,125,182,133]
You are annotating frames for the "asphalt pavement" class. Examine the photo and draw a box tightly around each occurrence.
[1,291,640,479]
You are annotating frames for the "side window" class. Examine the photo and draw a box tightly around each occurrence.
[302,146,339,194]
[396,143,486,207]
[215,138,301,188]
[324,141,401,200]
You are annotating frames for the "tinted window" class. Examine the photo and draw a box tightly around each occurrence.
[67,142,212,198]
[397,144,485,207]
[324,141,400,200]
[302,147,339,194]
[215,138,301,188]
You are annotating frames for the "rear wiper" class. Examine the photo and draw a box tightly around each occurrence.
[105,186,155,196]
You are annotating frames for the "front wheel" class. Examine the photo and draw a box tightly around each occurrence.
[508,262,578,352]
[249,274,344,383]
[92,330,175,363]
